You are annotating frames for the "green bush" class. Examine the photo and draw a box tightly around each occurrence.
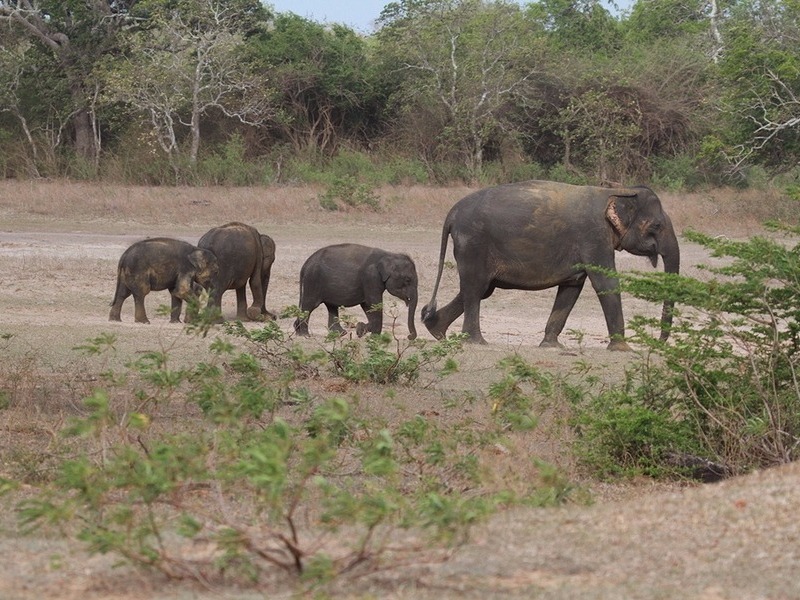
[617,225,800,474]
[568,364,700,478]
[546,163,589,186]
[196,134,273,186]
[7,322,577,589]
[650,154,704,192]
[317,175,381,211]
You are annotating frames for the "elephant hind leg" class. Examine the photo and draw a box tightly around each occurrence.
[109,283,131,321]
[540,281,584,348]
[235,286,254,320]
[461,292,487,344]
[423,292,464,340]
[325,303,346,335]
[293,295,319,336]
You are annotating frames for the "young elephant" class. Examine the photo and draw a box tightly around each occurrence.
[259,233,276,319]
[198,222,272,321]
[109,237,219,324]
[293,244,418,339]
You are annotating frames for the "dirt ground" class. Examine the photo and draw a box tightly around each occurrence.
[1,180,799,599]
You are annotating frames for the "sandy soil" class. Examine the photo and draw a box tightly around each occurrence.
[0,181,798,599]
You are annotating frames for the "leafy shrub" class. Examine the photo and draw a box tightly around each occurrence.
[317,176,381,211]
[380,156,430,185]
[546,163,589,186]
[615,225,800,475]
[196,134,273,185]
[489,354,553,431]
[568,364,700,478]
[651,153,705,191]
[5,321,579,589]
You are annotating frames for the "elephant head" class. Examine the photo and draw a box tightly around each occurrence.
[379,254,419,340]
[606,187,680,340]
[188,248,219,290]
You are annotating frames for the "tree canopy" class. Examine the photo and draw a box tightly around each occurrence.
[0,0,798,186]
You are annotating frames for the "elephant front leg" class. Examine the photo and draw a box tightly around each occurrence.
[133,293,150,324]
[541,281,585,348]
[588,272,631,351]
[169,294,184,323]
[356,302,383,337]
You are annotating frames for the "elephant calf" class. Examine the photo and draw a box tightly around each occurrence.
[198,222,275,321]
[109,237,219,324]
[293,243,418,340]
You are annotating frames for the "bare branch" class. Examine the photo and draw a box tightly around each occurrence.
[728,68,800,172]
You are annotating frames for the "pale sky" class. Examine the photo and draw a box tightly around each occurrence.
[266,0,633,35]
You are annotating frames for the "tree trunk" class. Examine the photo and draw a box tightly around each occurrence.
[190,64,202,165]
[72,107,97,161]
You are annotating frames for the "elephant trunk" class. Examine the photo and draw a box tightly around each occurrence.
[407,293,418,340]
[658,217,680,341]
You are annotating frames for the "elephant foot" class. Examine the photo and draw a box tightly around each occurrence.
[135,318,151,324]
[262,309,276,321]
[607,339,632,352]
[293,320,310,336]
[464,332,487,345]
[539,338,565,349]
[422,316,447,340]
[421,305,447,340]
[246,306,262,321]
[356,322,368,337]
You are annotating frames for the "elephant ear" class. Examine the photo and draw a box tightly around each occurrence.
[377,257,392,283]
[605,191,639,243]
[188,248,212,270]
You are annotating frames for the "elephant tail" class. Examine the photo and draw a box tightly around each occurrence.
[421,218,451,325]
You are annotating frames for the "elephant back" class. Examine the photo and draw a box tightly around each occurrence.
[198,222,263,286]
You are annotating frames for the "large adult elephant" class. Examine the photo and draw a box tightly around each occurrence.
[421,180,680,349]
[198,222,270,321]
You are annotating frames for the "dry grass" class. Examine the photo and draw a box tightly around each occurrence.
[0,180,474,233]
[2,179,795,236]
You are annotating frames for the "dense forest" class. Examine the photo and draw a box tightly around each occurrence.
[0,0,798,190]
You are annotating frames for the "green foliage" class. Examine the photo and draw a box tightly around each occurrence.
[529,0,620,55]
[651,154,706,192]
[616,226,800,473]
[325,332,466,384]
[9,322,575,588]
[569,364,699,478]
[227,319,465,385]
[716,0,800,173]
[489,355,553,431]
[1,0,799,184]
[376,0,544,181]
[318,176,381,211]
[196,134,273,185]
[622,0,709,43]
